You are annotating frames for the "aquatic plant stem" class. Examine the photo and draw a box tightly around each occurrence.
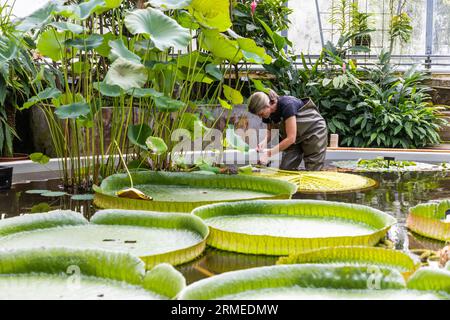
[113,140,134,189]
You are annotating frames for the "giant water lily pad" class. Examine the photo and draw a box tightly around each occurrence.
[0,210,208,268]
[178,264,448,300]
[407,200,450,241]
[0,248,185,300]
[407,265,450,294]
[277,247,419,278]
[93,171,297,212]
[250,168,377,193]
[192,200,396,255]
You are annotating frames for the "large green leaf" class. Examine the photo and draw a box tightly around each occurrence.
[188,0,231,32]
[108,39,141,63]
[225,125,249,152]
[201,29,242,63]
[0,209,208,268]
[93,0,123,14]
[178,264,422,300]
[277,246,419,276]
[127,88,164,98]
[176,10,200,29]
[37,29,71,62]
[54,102,90,119]
[65,34,104,50]
[0,247,185,299]
[153,96,185,112]
[21,88,62,110]
[94,171,297,212]
[147,0,192,10]
[16,0,64,32]
[124,8,191,51]
[104,58,148,91]
[0,37,17,68]
[205,64,223,80]
[218,98,232,110]
[94,32,116,57]
[72,0,106,20]
[179,113,209,139]
[192,200,396,255]
[93,81,122,97]
[128,124,152,149]
[146,136,168,155]
[223,85,243,104]
[237,38,272,64]
[49,21,84,34]
[177,67,214,84]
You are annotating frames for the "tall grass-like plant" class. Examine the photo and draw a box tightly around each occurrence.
[0,0,49,157]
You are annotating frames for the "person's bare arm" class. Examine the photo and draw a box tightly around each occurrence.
[257,123,272,151]
[268,117,296,157]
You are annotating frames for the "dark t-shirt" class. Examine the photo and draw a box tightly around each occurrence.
[262,96,304,124]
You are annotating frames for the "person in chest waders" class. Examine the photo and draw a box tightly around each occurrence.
[248,90,328,171]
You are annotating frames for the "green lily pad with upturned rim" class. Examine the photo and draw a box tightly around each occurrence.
[192,200,397,255]
[407,200,450,241]
[93,171,297,212]
[0,247,185,300]
[178,264,449,300]
[0,209,209,268]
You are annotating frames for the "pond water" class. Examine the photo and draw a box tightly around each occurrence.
[0,170,449,284]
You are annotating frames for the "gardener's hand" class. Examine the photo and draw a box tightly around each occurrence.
[257,149,272,166]
[256,142,266,153]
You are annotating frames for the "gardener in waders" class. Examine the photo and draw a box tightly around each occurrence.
[248,90,328,171]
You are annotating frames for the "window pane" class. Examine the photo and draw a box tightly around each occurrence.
[434,0,450,55]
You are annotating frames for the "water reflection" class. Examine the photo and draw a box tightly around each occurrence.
[0,171,449,283]
[0,179,93,220]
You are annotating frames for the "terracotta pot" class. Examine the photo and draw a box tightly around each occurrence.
[0,153,29,162]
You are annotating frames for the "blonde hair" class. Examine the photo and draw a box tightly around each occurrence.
[247,89,279,115]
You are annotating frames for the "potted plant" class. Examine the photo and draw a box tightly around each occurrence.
[350,4,373,48]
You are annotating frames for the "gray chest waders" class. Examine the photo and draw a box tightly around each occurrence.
[279,98,328,171]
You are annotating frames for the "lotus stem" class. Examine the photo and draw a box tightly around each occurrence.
[113,140,134,189]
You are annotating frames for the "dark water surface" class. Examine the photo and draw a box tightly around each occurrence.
[0,170,449,284]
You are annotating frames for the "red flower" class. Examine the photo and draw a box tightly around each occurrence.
[251,1,257,14]
[342,62,347,73]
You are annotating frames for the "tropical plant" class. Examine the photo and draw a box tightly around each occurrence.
[16,0,270,190]
[232,0,295,94]
[0,1,47,157]
[192,200,396,255]
[329,0,374,48]
[286,48,444,149]
[0,209,209,267]
[388,0,413,53]
[0,247,186,299]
